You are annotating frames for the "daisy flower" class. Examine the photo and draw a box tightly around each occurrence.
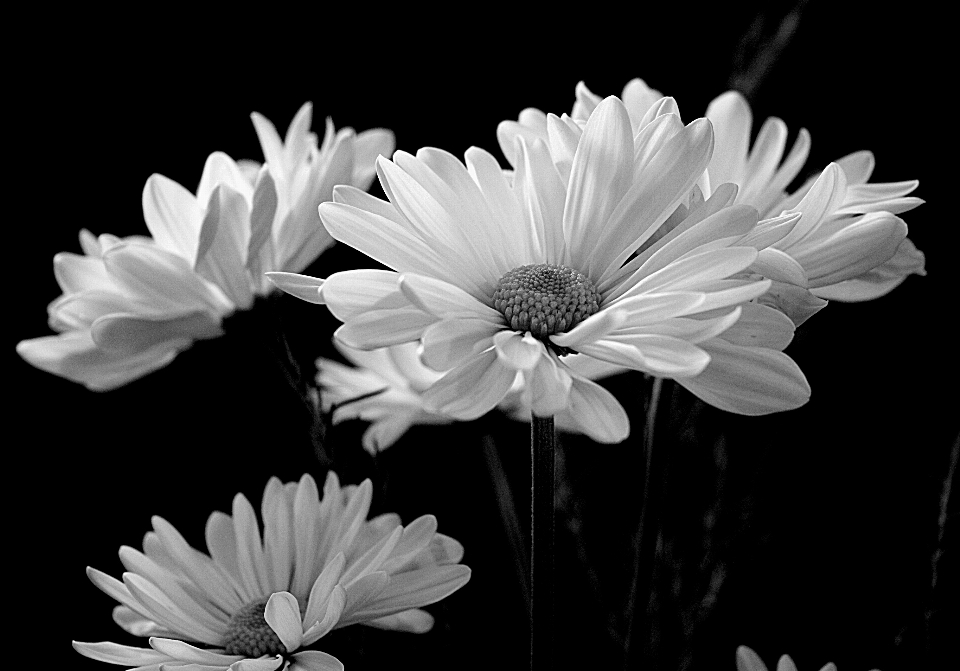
[735,645,878,671]
[17,104,394,390]
[501,79,923,317]
[317,341,452,453]
[74,472,470,671]
[275,95,810,434]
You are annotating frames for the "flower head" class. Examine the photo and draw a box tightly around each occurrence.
[17,104,394,390]
[74,472,470,670]
[278,95,809,435]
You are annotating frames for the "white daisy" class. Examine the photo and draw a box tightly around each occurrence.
[17,104,394,390]
[74,472,470,671]
[501,79,923,316]
[276,95,809,434]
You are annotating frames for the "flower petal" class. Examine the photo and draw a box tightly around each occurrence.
[264,592,303,653]
[422,349,517,420]
[564,374,630,443]
[142,174,203,263]
[291,650,344,671]
[676,339,810,415]
[265,272,325,304]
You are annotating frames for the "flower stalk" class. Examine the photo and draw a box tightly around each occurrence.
[623,376,665,668]
[530,413,556,669]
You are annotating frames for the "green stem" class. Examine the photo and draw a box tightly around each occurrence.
[531,414,556,670]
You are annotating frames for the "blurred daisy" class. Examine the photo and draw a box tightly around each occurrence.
[278,95,809,434]
[74,472,470,670]
[501,79,923,318]
[17,104,394,390]
[317,341,452,453]
[735,645,878,671]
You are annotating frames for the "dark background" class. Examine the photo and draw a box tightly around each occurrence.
[9,3,955,670]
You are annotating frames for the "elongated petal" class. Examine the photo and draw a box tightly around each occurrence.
[142,174,203,263]
[363,608,434,633]
[676,339,810,415]
[265,272,325,304]
[563,374,630,443]
[421,318,499,371]
[73,641,171,666]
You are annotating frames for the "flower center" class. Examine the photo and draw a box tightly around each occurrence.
[493,264,600,340]
[222,598,289,658]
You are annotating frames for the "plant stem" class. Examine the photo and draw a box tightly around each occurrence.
[531,414,556,670]
[483,435,531,617]
[623,376,665,668]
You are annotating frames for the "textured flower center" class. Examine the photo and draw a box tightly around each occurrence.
[223,598,290,658]
[493,264,600,340]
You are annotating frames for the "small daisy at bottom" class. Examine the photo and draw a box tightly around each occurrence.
[74,472,470,670]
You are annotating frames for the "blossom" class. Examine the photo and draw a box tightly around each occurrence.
[502,79,923,317]
[74,472,470,671]
[735,645,878,671]
[17,104,394,390]
[276,95,810,434]
[317,341,452,453]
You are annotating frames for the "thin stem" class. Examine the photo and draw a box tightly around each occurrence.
[483,435,531,617]
[622,375,665,668]
[531,414,556,671]
[925,433,959,649]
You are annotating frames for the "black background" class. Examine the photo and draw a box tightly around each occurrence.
[9,3,956,670]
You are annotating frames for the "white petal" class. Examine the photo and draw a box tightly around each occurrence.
[399,272,501,320]
[705,91,751,187]
[265,272,325,304]
[264,592,303,653]
[195,184,254,309]
[563,96,634,269]
[422,349,517,420]
[335,309,435,350]
[421,318,499,371]
[90,311,222,355]
[290,650,345,671]
[362,608,435,633]
[73,641,170,666]
[16,331,178,391]
[320,269,406,321]
[196,151,254,206]
[527,354,573,416]
[493,331,544,371]
[676,339,810,415]
[103,242,233,315]
[142,174,203,263]
[149,638,242,666]
[564,374,630,443]
[719,303,795,350]
[53,252,113,293]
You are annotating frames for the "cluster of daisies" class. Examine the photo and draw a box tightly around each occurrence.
[18,78,921,669]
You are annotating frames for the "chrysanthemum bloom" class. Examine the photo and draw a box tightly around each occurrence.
[317,341,453,453]
[74,472,470,671]
[735,645,879,671]
[275,96,811,434]
[17,103,394,390]
[501,79,923,323]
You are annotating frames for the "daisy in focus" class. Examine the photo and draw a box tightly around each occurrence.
[17,103,394,390]
[735,645,878,671]
[275,95,811,436]
[74,472,470,671]
[501,79,923,322]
